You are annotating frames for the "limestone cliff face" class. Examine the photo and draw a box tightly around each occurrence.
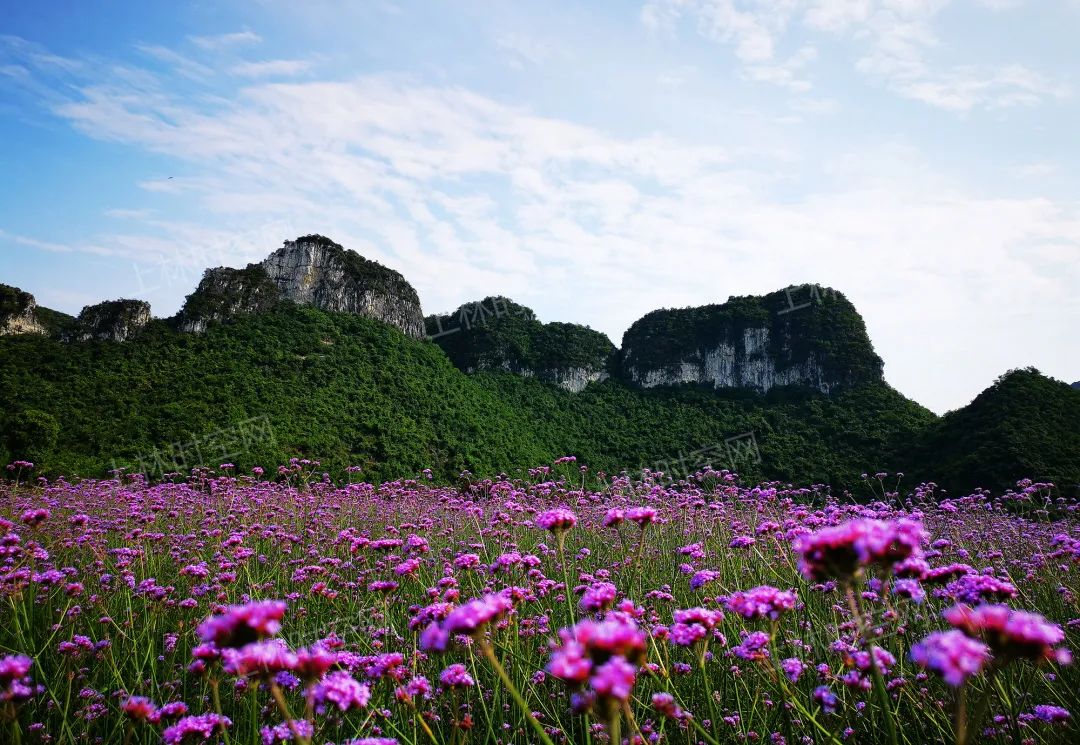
[177,264,282,334]
[75,300,152,342]
[620,285,883,395]
[0,284,47,336]
[261,236,424,338]
[178,236,424,337]
[426,297,615,393]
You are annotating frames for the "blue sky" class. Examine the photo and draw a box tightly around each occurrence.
[1,0,1078,413]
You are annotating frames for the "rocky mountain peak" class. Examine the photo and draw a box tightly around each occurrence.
[0,284,46,336]
[178,235,425,337]
[619,284,883,395]
[75,299,152,342]
[426,297,615,392]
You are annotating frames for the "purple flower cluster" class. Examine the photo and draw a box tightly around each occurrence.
[910,630,990,686]
[944,604,1072,665]
[723,585,797,620]
[795,519,925,582]
[197,600,287,649]
[308,671,371,713]
[441,593,513,638]
[548,615,647,705]
[0,654,35,703]
[535,508,577,533]
[162,713,232,745]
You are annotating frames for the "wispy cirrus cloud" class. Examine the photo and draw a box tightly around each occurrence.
[230,59,312,78]
[188,30,262,50]
[641,0,1070,110]
[1,26,1078,412]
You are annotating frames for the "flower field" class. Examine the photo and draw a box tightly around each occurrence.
[1,460,1078,744]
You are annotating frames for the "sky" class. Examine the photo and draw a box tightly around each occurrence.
[1,0,1078,414]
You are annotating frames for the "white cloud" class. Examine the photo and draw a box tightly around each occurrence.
[746,45,817,91]
[1018,161,1057,178]
[230,59,312,78]
[3,35,1078,412]
[134,44,214,79]
[188,31,262,50]
[495,33,562,69]
[641,0,1069,109]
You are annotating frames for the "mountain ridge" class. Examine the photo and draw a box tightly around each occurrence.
[3,235,1077,493]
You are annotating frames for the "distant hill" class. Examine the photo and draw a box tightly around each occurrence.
[2,235,1077,495]
[426,297,615,392]
[901,368,1080,494]
[0,304,934,489]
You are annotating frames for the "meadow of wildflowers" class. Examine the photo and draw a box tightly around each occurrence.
[1,458,1077,744]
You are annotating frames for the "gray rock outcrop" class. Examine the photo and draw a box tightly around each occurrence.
[75,299,152,341]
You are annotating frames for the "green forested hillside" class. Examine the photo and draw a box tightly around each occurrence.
[900,368,1080,494]
[1,306,1075,494]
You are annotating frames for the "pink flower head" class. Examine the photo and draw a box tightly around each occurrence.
[781,658,804,682]
[309,671,371,713]
[294,645,340,681]
[562,616,647,664]
[858,519,925,568]
[20,509,49,527]
[723,586,797,620]
[1032,704,1071,724]
[222,640,298,678]
[910,630,990,686]
[668,622,708,647]
[732,631,771,661]
[923,563,974,585]
[122,696,157,721]
[672,607,724,630]
[796,519,924,582]
[626,507,658,528]
[602,508,625,528]
[197,600,286,649]
[162,713,231,745]
[439,663,475,688]
[690,569,721,590]
[442,594,512,637]
[944,604,1071,664]
[945,574,1017,605]
[394,558,421,576]
[420,622,450,652]
[0,654,34,703]
[548,641,592,684]
[536,508,577,533]
[579,582,618,613]
[652,692,684,719]
[589,655,637,700]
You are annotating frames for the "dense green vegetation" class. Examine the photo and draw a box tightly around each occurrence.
[177,263,282,328]
[621,286,884,387]
[427,296,615,374]
[900,368,1080,494]
[1,304,1075,494]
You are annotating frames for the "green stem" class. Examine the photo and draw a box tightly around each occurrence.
[557,538,576,625]
[269,681,308,745]
[954,684,968,745]
[967,667,999,745]
[847,585,899,745]
[480,642,554,745]
[209,676,232,745]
